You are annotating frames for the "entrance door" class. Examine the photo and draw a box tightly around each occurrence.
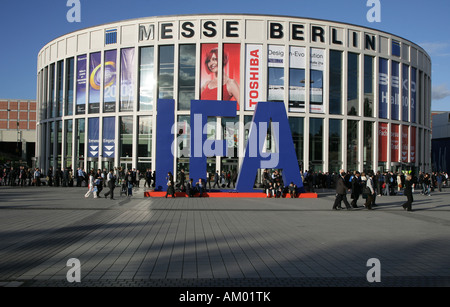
[87,159,98,172]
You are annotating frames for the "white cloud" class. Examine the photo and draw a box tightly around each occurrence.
[432,84,450,101]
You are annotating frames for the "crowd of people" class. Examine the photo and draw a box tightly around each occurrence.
[327,169,449,212]
[2,164,448,207]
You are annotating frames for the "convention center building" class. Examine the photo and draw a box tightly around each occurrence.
[36,14,432,180]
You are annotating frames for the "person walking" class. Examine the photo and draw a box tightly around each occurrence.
[104,170,116,200]
[332,169,352,210]
[350,171,362,208]
[212,170,220,188]
[165,172,175,198]
[364,172,375,210]
[402,174,414,212]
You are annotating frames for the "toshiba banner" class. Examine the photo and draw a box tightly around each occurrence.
[245,44,262,111]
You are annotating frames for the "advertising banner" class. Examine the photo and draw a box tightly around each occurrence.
[401,125,409,163]
[89,52,101,114]
[402,64,409,122]
[76,55,87,114]
[102,117,115,158]
[120,48,136,111]
[379,58,388,119]
[245,44,262,111]
[410,126,416,163]
[289,46,306,113]
[223,44,241,110]
[268,45,285,102]
[88,117,99,158]
[103,50,117,112]
[391,61,400,120]
[200,43,219,100]
[310,48,324,113]
[378,122,388,162]
[411,68,417,123]
[391,124,399,163]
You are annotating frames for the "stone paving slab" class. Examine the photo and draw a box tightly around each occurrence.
[0,185,449,288]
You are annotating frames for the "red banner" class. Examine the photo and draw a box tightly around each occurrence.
[410,126,416,163]
[378,123,388,162]
[401,126,409,163]
[391,124,399,163]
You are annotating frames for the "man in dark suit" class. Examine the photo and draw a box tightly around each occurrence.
[104,170,116,200]
[333,169,352,210]
[350,171,362,208]
[402,174,414,212]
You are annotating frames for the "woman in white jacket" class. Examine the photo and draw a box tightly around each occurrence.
[84,171,97,198]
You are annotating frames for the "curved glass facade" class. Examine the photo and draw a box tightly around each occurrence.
[36,14,432,178]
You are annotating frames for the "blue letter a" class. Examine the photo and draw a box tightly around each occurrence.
[235,101,304,193]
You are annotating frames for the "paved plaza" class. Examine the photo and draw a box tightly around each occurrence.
[0,184,449,288]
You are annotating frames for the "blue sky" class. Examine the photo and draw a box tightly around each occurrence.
[0,0,449,111]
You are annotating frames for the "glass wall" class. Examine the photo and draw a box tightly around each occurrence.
[65,119,73,168]
[329,50,342,115]
[57,61,64,117]
[139,46,155,111]
[75,118,85,169]
[178,44,196,110]
[65,58,74,116]
[158,45,175,100]
[138,116,152,173]
[347,52,359,116]
[363,121,373,172]
[119,116,133,167]
[309,118,323,172]
[177,115,191,175]
[49,64,55,118]
[329,119,342,173]
[347,120,358,171]
[57,121,63,168]
[289,117,304,171]
[364,55,374,117]
[49,121,55,168]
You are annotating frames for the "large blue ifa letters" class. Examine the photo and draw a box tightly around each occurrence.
[155,99,304,193]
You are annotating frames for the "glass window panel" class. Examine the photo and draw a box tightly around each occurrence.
[65,119,73,168]
[364,55,374,117]
[329,50,342,115]
[289,117,304,170]
[268,67,284,102]
[309,118,323,171]
[363,121,373,172]
[139,46,155,111]
[120,116,134,158]
[329,119,342,173]
[138,116,152,158]
[57,61,64,117]
[178,44,196,111]
[65,58,74,116]
[347,120,359,171]
[158,45,174,100]
[347,52,359,116]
